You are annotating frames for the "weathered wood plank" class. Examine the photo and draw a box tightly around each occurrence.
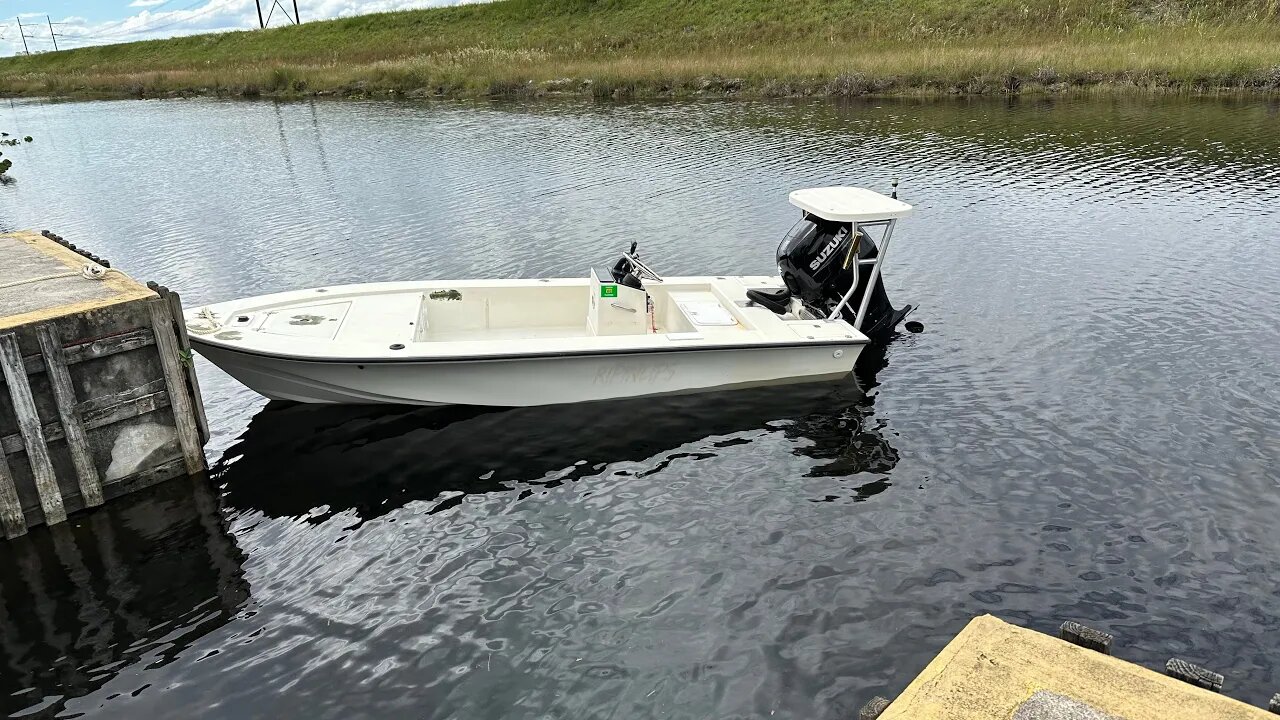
[165,291,210,445]
[19,328,155,375]
[21,456,188,530]
[148,301,205,476]
[0,332,67,525]
[79,377,166,416]
[1,385,170,456]
[83,389,168,429]
[36,324,104,508]
[0,452,27,538]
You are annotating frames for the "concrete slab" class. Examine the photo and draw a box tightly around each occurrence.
[881,615,1271,720]
[0,231,154,331]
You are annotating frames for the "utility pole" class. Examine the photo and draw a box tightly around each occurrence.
[14,17,33,56]
[271,1,300,25]
[255,0,300,28]
[46,15,64,52]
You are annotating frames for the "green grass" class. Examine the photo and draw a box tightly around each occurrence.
[1,0,1279,98]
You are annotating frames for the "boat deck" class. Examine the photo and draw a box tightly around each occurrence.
[187,275,866,363]
[426,325,589,342]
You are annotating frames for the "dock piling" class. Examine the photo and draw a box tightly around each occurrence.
[147,300,205,476]
[35,323,104,507]
[155,285,210,444]
[0,332,68,525]
[0,451,26,538]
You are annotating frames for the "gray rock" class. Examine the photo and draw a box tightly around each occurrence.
[1012,691,1126,720]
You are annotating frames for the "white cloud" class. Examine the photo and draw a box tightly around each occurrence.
[2,0,475,58]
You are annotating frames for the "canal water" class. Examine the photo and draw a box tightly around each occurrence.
[1,96,1278,718]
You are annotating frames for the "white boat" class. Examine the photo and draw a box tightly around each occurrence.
[185,186,916,406]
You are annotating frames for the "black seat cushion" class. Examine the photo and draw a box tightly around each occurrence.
[746,287,791,314]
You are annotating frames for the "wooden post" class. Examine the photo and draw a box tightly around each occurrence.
[1165,658,1224,692]
[36,324,104,508]
[164,290,210,444]
[0,332,67,525]
[147,302,205,475]
[0,452,26,538]
[858,696,891,720]
[1059,620,1113,655]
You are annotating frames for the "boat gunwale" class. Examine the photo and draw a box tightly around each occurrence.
[188,334,868,365]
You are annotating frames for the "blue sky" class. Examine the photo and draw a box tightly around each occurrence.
[2,0,462,56]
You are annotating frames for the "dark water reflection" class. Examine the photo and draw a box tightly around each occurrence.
[0,95,1279,718]
[0,477,247,716]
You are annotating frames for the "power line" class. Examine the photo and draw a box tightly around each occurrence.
[137,0,179,13]
[112,1,223,36]
[80,0,211,41]
[19,0,303,50]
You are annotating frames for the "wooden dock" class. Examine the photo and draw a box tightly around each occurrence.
[866,615,1276,720]
[0,230,208,538]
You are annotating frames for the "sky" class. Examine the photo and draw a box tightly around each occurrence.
[1,0,464,56]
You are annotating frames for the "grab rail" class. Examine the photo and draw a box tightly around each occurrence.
[825,219,897,332]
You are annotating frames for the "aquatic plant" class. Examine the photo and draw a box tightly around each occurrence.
[0,133,34,178]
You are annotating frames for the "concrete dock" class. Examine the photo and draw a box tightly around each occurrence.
[0,230,208,538]
[870,615,1275,720]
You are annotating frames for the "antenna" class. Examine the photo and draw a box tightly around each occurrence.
[46,15,65,52]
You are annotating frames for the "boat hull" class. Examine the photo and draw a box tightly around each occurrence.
[193,339,864,406]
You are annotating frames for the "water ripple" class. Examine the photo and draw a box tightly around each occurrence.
[0,95,1278,718]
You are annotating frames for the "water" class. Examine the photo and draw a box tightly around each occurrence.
[1,96,1279,718]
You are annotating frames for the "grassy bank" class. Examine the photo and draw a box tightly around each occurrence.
[1,0,1279,99]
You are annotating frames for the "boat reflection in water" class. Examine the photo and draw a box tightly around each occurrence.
[216,344,901,523]
[0,476,250,718]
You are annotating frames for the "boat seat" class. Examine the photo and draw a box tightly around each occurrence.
[746,287,791,315]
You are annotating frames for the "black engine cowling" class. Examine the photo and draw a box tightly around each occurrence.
[777,213,911,340]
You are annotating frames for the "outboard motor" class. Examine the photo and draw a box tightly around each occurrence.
[776,214,912,340]
[745,186,916,341]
